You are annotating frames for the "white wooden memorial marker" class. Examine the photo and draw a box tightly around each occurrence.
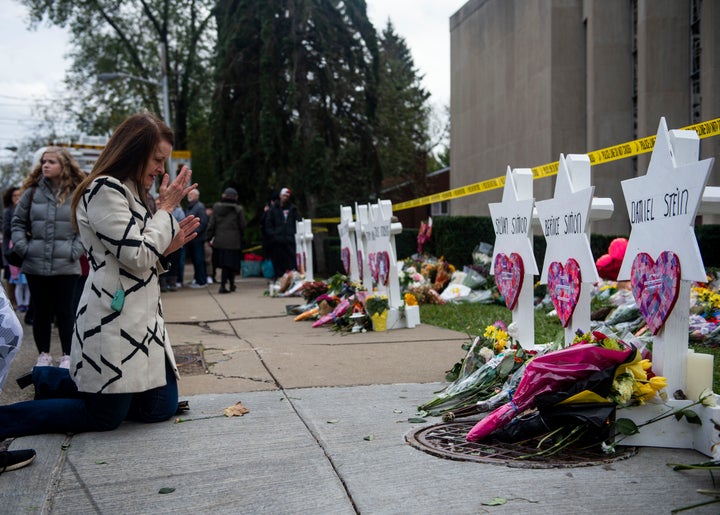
[294,219,314,281]
[535,154,600,345]
[355,203,373,291]
[365,200,417,329]
[337,205,360,283]
[616,117,719,455]
[488,167,539,349]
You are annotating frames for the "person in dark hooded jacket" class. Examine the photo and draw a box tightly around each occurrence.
[206,188,247,293]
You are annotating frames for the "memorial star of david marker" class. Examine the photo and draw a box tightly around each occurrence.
[618,117,711,282]
[488,167,538,348]
[617,117,713,394]
[615,117,718,457]
[535,154,599,344]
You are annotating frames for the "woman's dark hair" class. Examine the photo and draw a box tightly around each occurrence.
[2,187,19,209]
[71,112,174,228]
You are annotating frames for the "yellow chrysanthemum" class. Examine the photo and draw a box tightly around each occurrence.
[494,338,508,353]
[404,292,418,306]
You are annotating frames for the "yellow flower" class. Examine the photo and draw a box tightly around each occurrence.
[483,325,496,339]
[494,338,508,353]
[636,382,656,403]
[404,292,418,306]
[648,376,667,391]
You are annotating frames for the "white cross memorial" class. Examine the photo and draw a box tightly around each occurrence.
[535,154,600,345]
[488,167,539,349]
[294,219,314,281]
[616,117,719,456]
[337,205,360,283]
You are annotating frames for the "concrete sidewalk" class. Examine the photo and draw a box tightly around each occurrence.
[1,278,717,514]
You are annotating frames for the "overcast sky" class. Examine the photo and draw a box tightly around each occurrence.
[0,0,467,156]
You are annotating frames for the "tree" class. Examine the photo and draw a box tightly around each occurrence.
[375,21,432,198]
[18,0,216,149]
[212,0,381,218]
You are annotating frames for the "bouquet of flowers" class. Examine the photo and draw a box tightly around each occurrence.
[364,294,388,317]
[419,322,527,416]
[465,331,669,448]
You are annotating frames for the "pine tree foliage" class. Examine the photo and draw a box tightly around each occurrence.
[375,21,432,198]
[212,0,382,217]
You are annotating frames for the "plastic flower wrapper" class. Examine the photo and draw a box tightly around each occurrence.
[312,297,350,328]
[604,301,641,325]
[466,339,634,442]
[419,322,527,416]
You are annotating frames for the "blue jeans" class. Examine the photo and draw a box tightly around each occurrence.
[0,361,178,440]
[186,239,207,284]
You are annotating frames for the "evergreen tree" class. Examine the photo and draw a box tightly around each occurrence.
[212,0,381,218]
[375,21,432,198]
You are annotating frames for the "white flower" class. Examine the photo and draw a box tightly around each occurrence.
[507,322,519,339]
[479,347,495,363]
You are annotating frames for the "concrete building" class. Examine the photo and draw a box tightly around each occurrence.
[449,0,720,235]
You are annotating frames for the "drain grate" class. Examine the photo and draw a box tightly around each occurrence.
[173,344,208,376]
[406,420,636,469]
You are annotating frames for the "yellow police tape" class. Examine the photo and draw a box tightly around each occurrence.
[392,117,720,212]
[311,117,719,223]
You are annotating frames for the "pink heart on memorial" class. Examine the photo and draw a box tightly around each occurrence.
[630,251,681,335]
[341,247,351,274]
[494,253,524,310]
[547,259,581,327]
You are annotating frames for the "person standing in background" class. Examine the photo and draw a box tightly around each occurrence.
[264,187,300,279]
[11,147,85,369]
[162,204,186,292]
[2,187,21,307]
[207,188,246,293]
[184,188,208,288]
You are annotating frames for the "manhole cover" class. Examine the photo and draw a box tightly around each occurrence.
[406,420,636,469]
[173,344,207,376]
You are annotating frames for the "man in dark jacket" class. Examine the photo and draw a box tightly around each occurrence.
[264,187,300,280]
[184,188,208,287]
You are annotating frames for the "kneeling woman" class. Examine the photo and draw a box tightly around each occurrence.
[0,113,199,439]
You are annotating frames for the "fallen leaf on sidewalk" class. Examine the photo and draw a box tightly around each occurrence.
[158,487,175,495]
[224,401,249,417]
[327,419,339,424]
[364,434,374,441]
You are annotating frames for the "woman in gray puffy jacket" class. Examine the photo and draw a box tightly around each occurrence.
[11,147,86,369]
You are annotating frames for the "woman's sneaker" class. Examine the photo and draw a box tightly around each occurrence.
[58,355,71,369]
[36,352,53,367]
[0,449,36,474]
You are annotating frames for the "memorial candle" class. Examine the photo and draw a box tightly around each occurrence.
[685,349,714,400]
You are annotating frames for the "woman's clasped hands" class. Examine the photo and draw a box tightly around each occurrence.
[158,166,201,256]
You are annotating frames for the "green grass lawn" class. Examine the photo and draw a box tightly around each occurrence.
[419,302,720,392]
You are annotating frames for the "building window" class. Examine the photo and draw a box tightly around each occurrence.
[431,201,450,216]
